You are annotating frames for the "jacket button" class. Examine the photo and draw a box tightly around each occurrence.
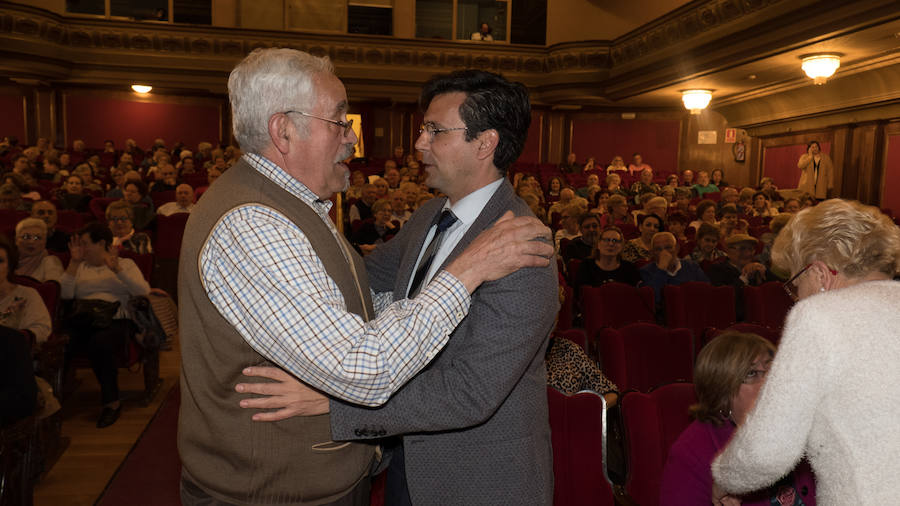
[354,429,363,437]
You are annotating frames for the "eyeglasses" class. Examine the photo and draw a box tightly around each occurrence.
[284,111,354,137]
[599,238,622,245]
[418,123,467,142]
[17,234,44,242]
[782,263,837,301]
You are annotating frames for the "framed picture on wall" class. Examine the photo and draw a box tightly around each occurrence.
[733,140,746,163]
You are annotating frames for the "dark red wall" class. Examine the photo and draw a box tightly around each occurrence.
[65,94,221,150]
[882,134,900,214]
[0,93,26,142]
[519,110,544,164]
[571,119,681,174]
[763,142,831,190]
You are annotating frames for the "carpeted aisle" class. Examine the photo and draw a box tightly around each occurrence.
[96,385,182,506]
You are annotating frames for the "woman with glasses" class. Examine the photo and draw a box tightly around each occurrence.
[105,201,152,254]
[660,332,816,505]
[713,199,900,505]
[573,226,640,298]
[622,213,663,264]
[14,217,64,282]
[351,198,396,255]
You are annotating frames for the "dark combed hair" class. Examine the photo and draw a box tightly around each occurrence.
[77,222,113,247]
[420,70,531,175]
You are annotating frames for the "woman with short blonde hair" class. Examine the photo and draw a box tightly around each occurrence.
[713,199,900,505]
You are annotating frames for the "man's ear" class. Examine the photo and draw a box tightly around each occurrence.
[475,129,499,161]
[268,113,292,154]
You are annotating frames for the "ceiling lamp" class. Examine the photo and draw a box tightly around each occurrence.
[131,84,152,94]
[801,55,840,85]
[681,90,712,115]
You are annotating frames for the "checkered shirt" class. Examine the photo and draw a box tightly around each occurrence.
[199,153,470,406]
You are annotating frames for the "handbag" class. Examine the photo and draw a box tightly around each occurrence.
[62,299,120,331]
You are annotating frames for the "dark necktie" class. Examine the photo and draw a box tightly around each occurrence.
[408,209,458,297]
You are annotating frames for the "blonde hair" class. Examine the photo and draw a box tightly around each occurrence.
[691,331,776,426]
[106,200,134,221]
[771,199,900,278]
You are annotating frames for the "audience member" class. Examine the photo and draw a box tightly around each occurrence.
[628,153,651,175]
[372,176,389,198]
[388,189,411,225]
[758,177,779,203]
[157,184,195,216]
[606,155,626,174]
[667,211,690,243]
[384,166,401,189]
[575,174,600,199]
[56,175,92,212]
[122,180,155,231]
[31,200,68,252]
[689,199,718,232]
[350,198,396,255]
[61,223,151,428]
[692,170,719,197]
[705,234,777,319]
[345,170,366,200]
[750,191,778,217]
[150,164,179,193]
[689,223,726,264]
[546,176,565,202]
[14,217,63,282]
[546,334,618,407]
[680,169,695,186]
[560,152,580,173]
[782,198,801,214]
[661,332,816,505]
[471,22,493,41]
[573,226,641,298]
[562,213,600,264]
[710,168,728,189]
[554,203,581,252]
[629,168,661,204]
[640,231,710,307]
[548,187,575,217]
[796,140,833,200]
[106,201,153,254]
[718,204,739,239]
[349,183,377,224]
[599,194,630,228]
[622,213,662,264]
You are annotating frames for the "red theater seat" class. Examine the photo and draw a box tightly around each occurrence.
[664,282,736,339]
[743,281,794,330]
[547,387,616,506]
[595,323,693,392]
[582,283,655,335]
[619,383,697,506]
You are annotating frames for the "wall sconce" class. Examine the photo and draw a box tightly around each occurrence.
[682,90,712,115]
[131,84,152,94]
[801,55,840,85]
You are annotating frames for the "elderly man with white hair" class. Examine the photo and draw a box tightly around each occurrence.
[177,47,552,506]
[156,184,195,216]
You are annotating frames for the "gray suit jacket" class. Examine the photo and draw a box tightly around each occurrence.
[330,180,558,505]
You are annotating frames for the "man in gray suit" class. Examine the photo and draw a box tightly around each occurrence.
[242,70,558,505]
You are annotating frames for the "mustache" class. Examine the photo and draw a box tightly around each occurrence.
[335,143,355,163]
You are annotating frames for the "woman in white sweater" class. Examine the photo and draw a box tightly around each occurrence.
[61,222,150,428]
[712,199,900,505]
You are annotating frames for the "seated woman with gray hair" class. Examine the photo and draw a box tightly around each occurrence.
[14,217,64,282]
[713,199,900,505]
[105,200,152,255]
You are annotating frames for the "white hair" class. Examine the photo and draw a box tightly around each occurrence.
[227,48,334,154]
[16,217,47,235]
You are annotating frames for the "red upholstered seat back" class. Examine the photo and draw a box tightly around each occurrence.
[664,282,736,338]
[743,281,794,330]
[154,212,190,260]
[701,323,781,353]
[596,323,693,392]
[547,387,615,506]
[582,283,655,335]
[620,383,697,506]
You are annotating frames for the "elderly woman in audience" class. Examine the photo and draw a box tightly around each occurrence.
[122,180,155,231]
[713,199,900,505]
[689,223,727,264]
[661,332,816,506]
[689,199,718,232]
[61,223,151,428]
[545,333,618,407]
[14,218,64,282]
[717,204,739,239]
[605,172,628,198]
[56,174,92,212]
[599,194,631,228]
[573,226,640,297]
[782,198,801,214]
[345,170,366,200]
[555,203,582,252]
[351,198,396,255]
[106,201,152,254]
[750,191,778,217]
[0,237,52,345]
[622,213,663,264]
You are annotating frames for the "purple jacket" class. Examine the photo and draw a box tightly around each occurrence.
[660,420,816,505]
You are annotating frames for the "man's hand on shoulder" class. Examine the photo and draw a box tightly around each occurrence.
[235,366,330,421]
[445,210,553,293]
